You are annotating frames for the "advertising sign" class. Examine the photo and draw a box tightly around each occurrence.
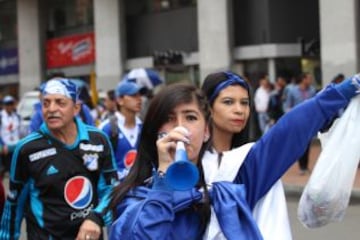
[46,32,95,68]
[0,48,18,75]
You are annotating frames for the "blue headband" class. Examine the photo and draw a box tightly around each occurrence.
[208,72,249,103]
[42,78,79,102]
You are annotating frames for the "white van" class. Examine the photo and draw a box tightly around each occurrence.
[17,90,40,136]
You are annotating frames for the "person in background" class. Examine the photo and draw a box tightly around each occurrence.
[139,88,156,121]
[107,73,360,239]
[267,75,288,128]
[29,87,44,133]
[76,81,97,125]
[29,79,95,133]
[328,73,347,127]
[100,81,143,181]
[28,73,65,133]
[282,75,296,112]
[201,71,291,239]
[0,175,4,218]
[99,90,118,122]
[0,78,118,240]
[332,73,345,84]
[0,95,21,175]
[254,74,271,134]
[283,72,317,175]
[0,137,5,218]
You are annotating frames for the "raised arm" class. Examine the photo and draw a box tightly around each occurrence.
[237,76,360,208]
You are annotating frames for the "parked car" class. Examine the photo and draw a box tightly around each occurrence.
[17,90,40,136]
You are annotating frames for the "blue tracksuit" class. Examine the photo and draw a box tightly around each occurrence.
[0,118,118,239]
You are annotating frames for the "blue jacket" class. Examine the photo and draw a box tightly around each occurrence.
[29,102,42,133]
[109,84,352,240]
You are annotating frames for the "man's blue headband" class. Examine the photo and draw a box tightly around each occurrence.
[208,72,249,103]
[42,78,79,102]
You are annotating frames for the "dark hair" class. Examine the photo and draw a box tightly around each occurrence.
[108,83,211,234]
[78,85,94,109]
[332,73,345,83]
[201,71,251,148]
[297,72,310,84]
[106,89,119,111]
[47,71,65,79]
[107,89,116,101]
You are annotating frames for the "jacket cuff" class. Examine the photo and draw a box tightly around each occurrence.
[86,211,104,227]
[152,171,172,191]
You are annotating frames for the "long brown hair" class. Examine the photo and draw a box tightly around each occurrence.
[107,83,212,234]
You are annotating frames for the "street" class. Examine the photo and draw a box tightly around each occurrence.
[287,193,360,240]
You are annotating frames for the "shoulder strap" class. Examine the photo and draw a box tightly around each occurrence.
[15,112,21,123]
[109,115,119,152]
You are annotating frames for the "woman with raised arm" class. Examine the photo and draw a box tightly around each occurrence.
[201,71,291,239]
[108,74,360,239]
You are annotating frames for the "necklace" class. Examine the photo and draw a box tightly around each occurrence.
[124,126,137,141]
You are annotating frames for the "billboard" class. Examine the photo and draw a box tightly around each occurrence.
[0,48,18,75]
[46,32,95,68]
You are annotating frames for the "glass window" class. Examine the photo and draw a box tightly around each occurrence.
[125,0,196,16]
[0,1,17,42]
[152,0,196,11]
[47,0,93,32]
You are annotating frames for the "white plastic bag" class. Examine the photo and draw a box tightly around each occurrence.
[298,95,360,228]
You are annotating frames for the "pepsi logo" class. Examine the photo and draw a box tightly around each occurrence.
[64,176,93,210]
[124,150,137,169]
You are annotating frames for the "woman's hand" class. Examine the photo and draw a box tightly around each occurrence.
[335,73,360,100]
[156,126,190,173]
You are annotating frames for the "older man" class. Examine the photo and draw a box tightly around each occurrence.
[0,78,118,240]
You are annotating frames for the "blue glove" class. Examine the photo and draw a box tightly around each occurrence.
[335,74,360,100]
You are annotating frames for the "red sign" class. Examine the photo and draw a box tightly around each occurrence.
[46,32,95,68]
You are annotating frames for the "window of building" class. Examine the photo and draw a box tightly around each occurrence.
[0,1,17,42]
[125,0,196,16]
[151,0,196,11]
[47,0,93,33]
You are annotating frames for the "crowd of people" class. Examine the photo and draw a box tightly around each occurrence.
[253,72,346,175]
[0,69,356,239]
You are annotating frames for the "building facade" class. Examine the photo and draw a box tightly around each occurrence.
[0,0,358,98]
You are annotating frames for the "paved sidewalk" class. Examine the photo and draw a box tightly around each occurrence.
[282,138,360,199]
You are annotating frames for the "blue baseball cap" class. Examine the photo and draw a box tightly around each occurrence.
[42,78,79,102]
[116,81,141,97]
[3,95,15,104]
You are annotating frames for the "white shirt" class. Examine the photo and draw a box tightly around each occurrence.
[202,143,292,240]
[0,110,21,145]
[254,86,271,112]
[98,112,142,147]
